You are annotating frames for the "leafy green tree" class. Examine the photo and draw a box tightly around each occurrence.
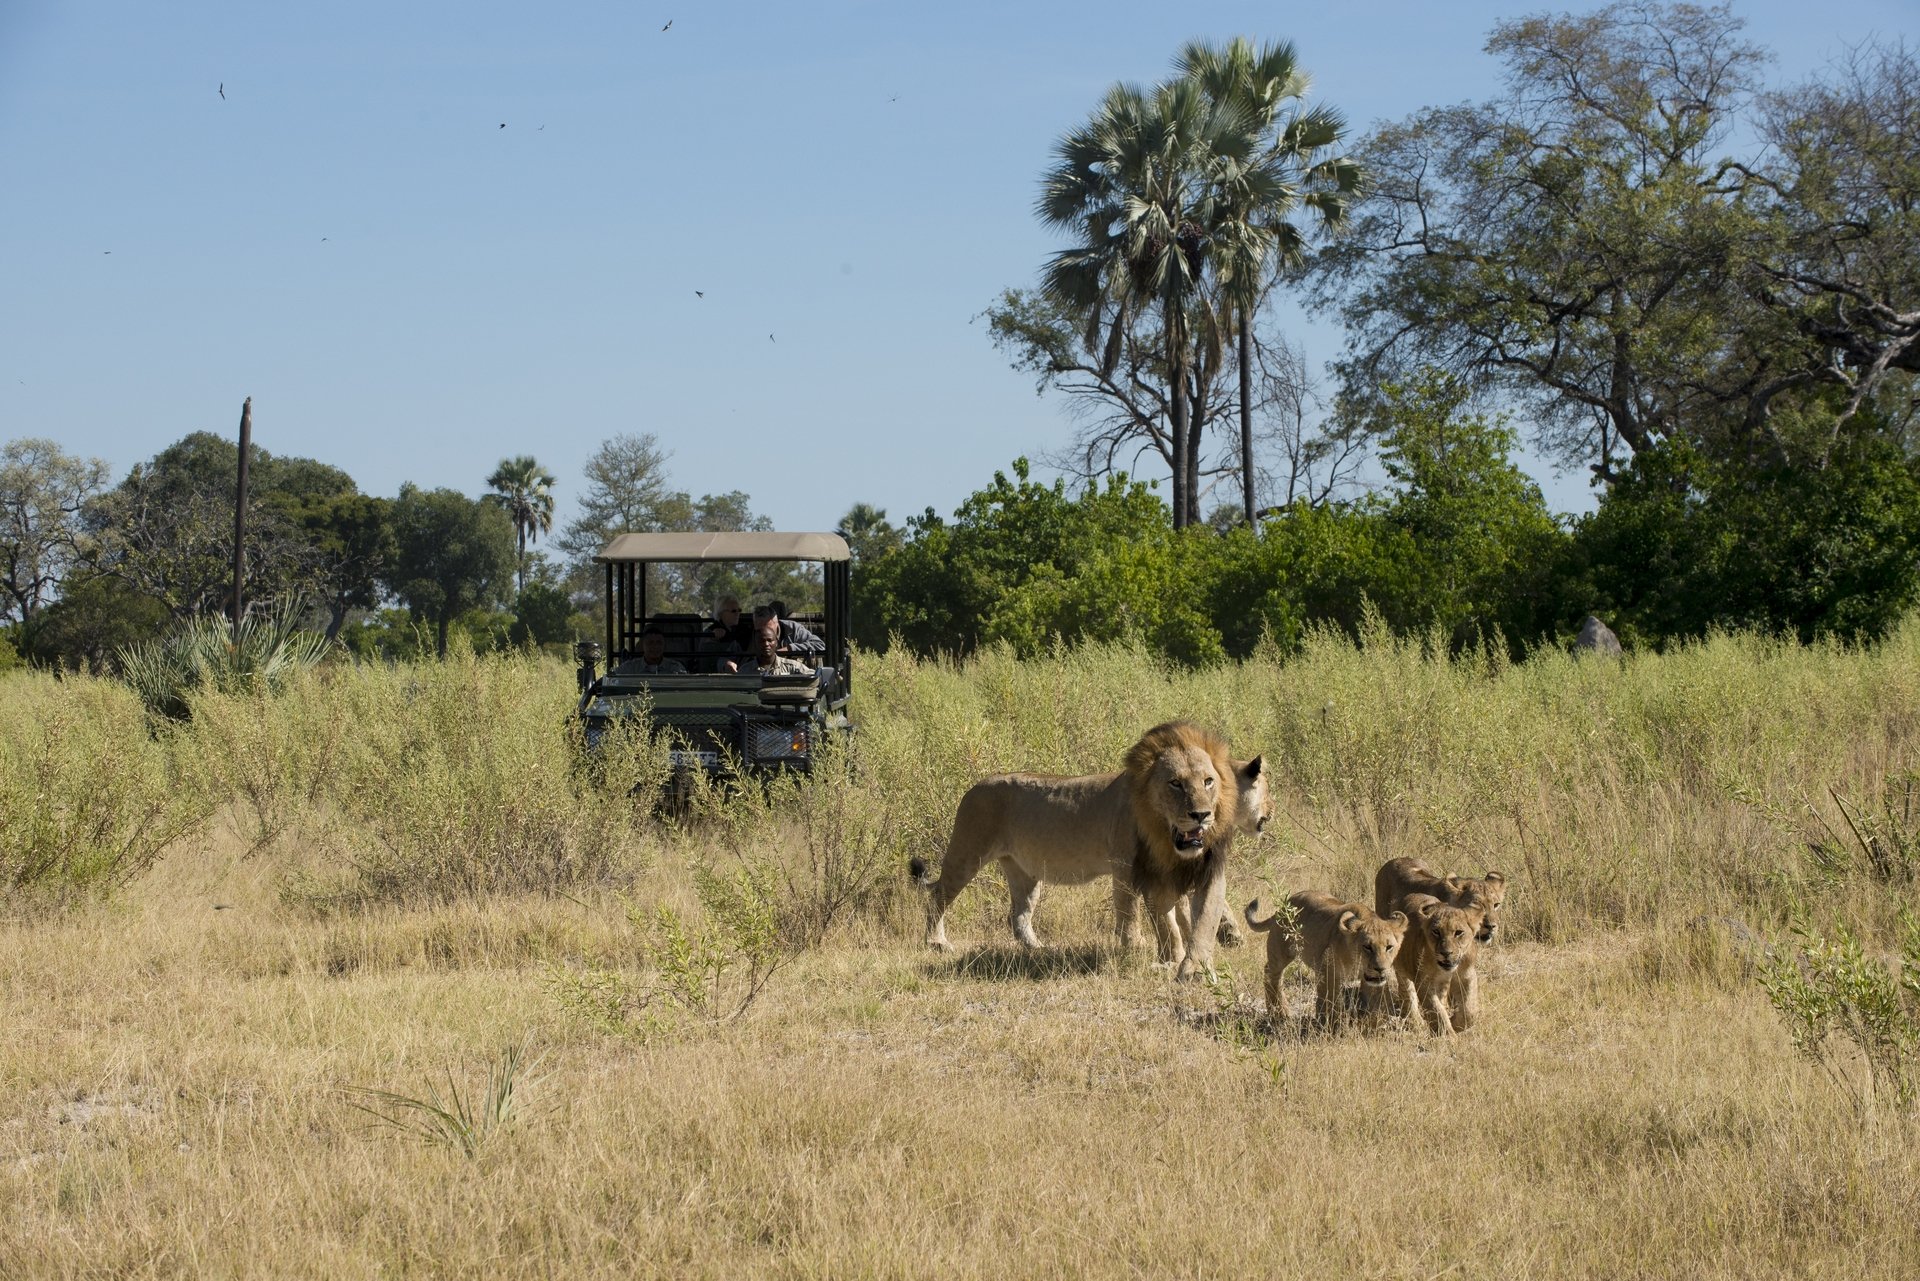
[1177,37,1359,525]
[1,437,110,625]
[1565,425,1920,645]
[1204,505,1421,655]
[857,459,1215,659]
[385,485,517,658]
[285,493,394,641]
[1371,373,1567,648]
[84,432,359,619]
[836,502,901,565]
[20,572,171,672]
[1309,3,1776,476]
[485,455,557,596]
[511,582,578,647]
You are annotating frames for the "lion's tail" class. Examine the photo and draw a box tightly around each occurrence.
[908,857,936,887]
[1244,897,1283,933]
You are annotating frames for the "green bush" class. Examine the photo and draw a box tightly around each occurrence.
[1760,903,1920,1113]
[116,601,331,720]
[0,673,207,907]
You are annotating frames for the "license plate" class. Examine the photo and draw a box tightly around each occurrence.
[669,749,719,769]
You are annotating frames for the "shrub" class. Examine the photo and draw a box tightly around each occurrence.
[549,852,795,1039]
[0,673,206,907]
[116,601,330,720]
[1759,903,1920,1113]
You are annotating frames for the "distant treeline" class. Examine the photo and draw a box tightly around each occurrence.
[847,375,1920,663]
[0,430,800,671]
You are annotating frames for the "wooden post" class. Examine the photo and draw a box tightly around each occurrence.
[232,397,251,639]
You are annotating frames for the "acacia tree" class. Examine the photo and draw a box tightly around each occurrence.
[1309,5,1918,478]
[1178,37,1359,524]
[485,455,556,596]
[556,433,675,566]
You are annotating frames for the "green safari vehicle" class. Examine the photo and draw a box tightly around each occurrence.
[574,531,853,793]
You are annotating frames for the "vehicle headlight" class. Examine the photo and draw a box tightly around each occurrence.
[748,723,809,761]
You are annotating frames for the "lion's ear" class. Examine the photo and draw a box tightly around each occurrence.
[1417,899,1440,920]
[1240,755,1264,780]
[1337,909,1360,933]
[1444,876,1466,893]
[1389,911,1409,929]
[1484,871,1506,885]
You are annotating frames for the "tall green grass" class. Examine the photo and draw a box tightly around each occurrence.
[0,672,207,910]
[5,616,1918,942]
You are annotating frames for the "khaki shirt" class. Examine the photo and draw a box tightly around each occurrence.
[740,655,812,678]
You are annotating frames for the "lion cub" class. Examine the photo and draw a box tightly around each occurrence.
[1243,891,1408,1028]
[1392,892,1487,1034]
[1374,857,1506,944]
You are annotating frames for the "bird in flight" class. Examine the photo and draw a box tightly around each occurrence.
[499,122,506,129]
[218,83,225,100]
[769,333,775,342]
[662,19,672,31]
[694,290,704,298]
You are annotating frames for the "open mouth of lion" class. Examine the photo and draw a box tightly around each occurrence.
[1362,973,1388,986]
[1170,825,1207,852]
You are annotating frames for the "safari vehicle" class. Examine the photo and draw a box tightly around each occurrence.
[575,532,853,793]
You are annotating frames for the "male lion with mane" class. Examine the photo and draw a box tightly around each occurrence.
[908,721,1265,981]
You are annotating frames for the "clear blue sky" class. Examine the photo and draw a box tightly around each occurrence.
[3,1,1910,537]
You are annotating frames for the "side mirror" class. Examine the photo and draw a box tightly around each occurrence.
[574,640,602,694]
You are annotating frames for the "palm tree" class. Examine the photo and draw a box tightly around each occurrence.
[1037,78,1280,528]
[1178,38,1361,526]
[484,455,556,596]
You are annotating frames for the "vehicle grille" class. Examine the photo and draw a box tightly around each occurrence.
[652,710,737,754]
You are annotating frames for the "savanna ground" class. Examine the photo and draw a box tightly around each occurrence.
[4,625,1919,1279]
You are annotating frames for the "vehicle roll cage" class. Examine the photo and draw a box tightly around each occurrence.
[591,531,852,693]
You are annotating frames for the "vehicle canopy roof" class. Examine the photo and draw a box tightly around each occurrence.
[595,531,850,563]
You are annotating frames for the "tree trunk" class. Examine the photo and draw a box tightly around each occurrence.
[435,611,450,659]
[1239,317,1256,525]
[1185,369,1204,527]
[1167,300,1190,529]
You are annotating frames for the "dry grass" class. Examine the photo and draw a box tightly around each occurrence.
[3,625,1920,1277]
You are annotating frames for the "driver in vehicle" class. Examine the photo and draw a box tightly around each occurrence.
[730,617,813,677]
[618,625,685,674]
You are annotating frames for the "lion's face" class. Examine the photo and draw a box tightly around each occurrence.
[1342,909,1408,987]
[1234,756,1271,836]
[1146,743,1223,855]
[1448,873,1508,943]
[1415,899,1483,972]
